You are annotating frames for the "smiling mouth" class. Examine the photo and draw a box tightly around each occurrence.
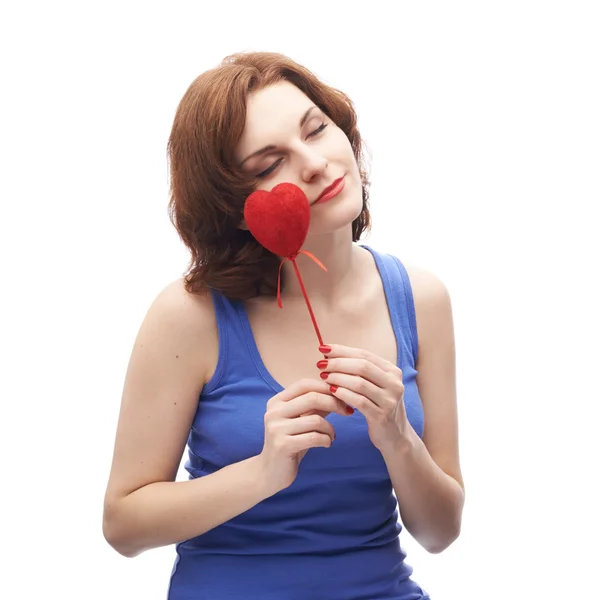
[314,176,345,204]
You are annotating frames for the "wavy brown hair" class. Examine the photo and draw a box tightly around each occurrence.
[167,51,372,300]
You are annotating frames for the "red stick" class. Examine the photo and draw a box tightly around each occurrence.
[291,257,324,347]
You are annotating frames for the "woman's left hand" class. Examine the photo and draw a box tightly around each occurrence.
[318,344,411,452]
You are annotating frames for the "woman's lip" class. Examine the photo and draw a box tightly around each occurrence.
[316,176,345,204]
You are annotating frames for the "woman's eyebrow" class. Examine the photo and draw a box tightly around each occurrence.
[239,106,319,166]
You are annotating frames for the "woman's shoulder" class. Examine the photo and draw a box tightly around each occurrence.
[400,263,453,363]
[364,244,452,322]
[149,277,216,326]
[143,277,219,384]
[402,263,450,303]
[368,245,451,308]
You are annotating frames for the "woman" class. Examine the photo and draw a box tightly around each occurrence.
[102,51,465,600]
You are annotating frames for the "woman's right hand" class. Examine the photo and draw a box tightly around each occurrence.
[257,379,353,495]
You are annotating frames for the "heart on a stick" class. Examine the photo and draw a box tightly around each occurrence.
[243,182,327,347]
[243,182,310,257]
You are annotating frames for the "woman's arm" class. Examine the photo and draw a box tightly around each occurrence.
[381,430,464,554]
[102,281,272,558]
[382,266,465,553]
[104,459,271,558]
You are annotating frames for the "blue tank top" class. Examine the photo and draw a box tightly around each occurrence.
[168,246,431,600]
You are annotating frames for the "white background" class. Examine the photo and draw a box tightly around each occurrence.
[1,1,599,598]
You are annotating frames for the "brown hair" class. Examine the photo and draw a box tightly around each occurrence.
[167,51,372,300]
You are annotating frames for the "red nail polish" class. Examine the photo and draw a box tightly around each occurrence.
[320,372,329,380]
[319,345,332,354]
[330,385,338,393]
[316,360,328,369]
[346,406,355,415]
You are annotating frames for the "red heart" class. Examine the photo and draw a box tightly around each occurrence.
[243,183,311,257]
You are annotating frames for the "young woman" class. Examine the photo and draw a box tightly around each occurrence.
[103,51,464,600]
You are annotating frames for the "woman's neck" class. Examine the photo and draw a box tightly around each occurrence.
[279,227,367,309]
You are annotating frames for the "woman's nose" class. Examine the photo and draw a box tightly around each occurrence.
[300,150,328,183]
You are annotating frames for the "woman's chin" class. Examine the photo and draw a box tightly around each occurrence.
[309,197,363,235]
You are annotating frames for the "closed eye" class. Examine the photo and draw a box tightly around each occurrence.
[256,123,329,178]
[308,122,328,138]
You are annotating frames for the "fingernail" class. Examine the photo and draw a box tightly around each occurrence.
[320,372,329,380]
[346,406,355,415]
[316,360,328,369]
[319,345,332,354]
[330,385,338,393]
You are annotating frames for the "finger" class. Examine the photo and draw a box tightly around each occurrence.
[328,384,378,419]
[319,357,389,387]
[282,392,351,418]
[270,378,331,406]
[325,372,388,409]
[281,414,336,441]
[320,344,401,375]
[285,431,333,453]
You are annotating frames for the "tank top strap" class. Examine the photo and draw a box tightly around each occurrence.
[202,289,259,394]
[362,246,419,369]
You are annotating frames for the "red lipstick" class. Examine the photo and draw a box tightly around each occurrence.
[315,176,345,204]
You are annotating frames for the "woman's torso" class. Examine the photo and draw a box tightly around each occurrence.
[167,245,429,600]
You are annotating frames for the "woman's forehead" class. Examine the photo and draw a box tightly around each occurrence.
[236,82,317,161]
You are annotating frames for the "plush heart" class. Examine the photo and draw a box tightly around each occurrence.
[243,182,310,257]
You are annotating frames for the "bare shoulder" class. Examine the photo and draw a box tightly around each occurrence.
[143,277,219,381]
[403,264,452,316]
[167,275,214,330]
[402,262,454,363]
[403,265,454,360]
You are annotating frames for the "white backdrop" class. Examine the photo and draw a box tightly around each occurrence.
[1,1,598,598]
